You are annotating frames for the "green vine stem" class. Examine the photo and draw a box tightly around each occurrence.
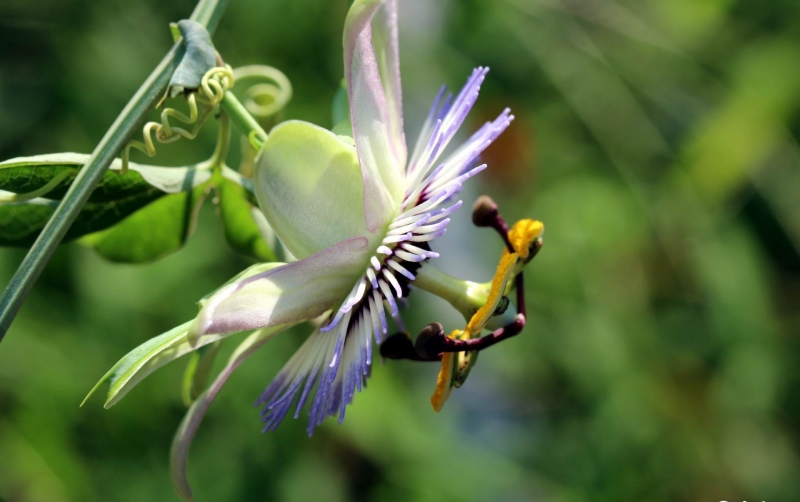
[209,112,231,170]
[220,91,268,150]
[0,0,229,343]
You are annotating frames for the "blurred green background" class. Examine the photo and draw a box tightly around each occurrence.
[2,0,800,500]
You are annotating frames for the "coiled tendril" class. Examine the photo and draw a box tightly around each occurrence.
[121,65,235,174]
[233,65,293,130]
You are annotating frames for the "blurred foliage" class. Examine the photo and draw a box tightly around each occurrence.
[1,0,800,501]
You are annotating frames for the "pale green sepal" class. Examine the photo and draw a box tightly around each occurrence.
[254,120,384,259]
[171,323,295,502]
[82,262,288,408]
[198,262,284,308]
[189,237,370,343]
[83,321,240,409]
[82,321,191,408]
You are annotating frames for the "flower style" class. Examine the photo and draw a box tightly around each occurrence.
[189,0,514,435]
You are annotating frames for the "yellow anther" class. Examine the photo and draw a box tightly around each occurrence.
[430,250,520,411]
[507,219,544,259]
[431,329,461,412]
[465,251,518,337]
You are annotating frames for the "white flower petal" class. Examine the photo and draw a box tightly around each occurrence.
[371,0,406,170]
[344,0,405,232]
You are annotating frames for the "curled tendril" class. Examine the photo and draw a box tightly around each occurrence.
[121,65,235,174]
[232,65,293,177]
[232,65,292,130]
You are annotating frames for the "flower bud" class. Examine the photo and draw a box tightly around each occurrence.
[472,195,498,227]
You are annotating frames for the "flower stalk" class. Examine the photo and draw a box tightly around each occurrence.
[414,265,493,320]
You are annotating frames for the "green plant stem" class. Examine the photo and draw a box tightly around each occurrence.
[414,265,491,321]
[0,0,229,343]
[220,92,268,150]
[209,112,231,169]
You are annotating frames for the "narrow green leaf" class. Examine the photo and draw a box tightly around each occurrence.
[217,177,276,262]
[222,166,259,205]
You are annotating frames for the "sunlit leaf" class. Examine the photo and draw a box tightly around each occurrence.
[0,153,212,247]
[217,177,276,262]
[81,184,209,263]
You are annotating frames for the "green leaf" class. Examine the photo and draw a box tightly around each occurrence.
[0,154,212,248]
[222,166,259,205]
[217,177,276,262]
[82,183,209,263]
[0,153,210,200]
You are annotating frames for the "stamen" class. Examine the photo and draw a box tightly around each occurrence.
[465,252,518,337]
[431,330,461,412]
[507,219,544,260]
